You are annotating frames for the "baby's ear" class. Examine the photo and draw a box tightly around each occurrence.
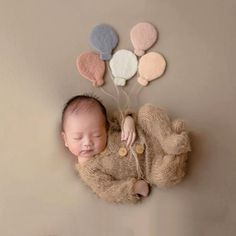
[61,132,68,147]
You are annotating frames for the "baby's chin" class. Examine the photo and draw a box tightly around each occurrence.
[77,152,94,164]
[79,154,93,159]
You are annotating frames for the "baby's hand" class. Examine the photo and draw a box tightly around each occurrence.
[121,116,136,148]
[134,180,150,197]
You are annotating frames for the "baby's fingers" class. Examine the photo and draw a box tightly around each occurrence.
[126,132,136,148]
[121,131,124,140]
[126,133,132,148]
[130,132,136,147]
[121,130,128,141]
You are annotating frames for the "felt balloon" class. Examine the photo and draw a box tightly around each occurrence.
[137,52,166,86]
[90,24,119,61]
[76,52,105,87]
[109,49,138,86]
[130,22,158,56]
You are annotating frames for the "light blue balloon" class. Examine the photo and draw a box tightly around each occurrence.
[90,24,119,60]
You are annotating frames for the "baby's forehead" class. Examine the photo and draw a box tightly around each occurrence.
[62,98,108,131]
[65,106,106,126]
[68,108,103,119]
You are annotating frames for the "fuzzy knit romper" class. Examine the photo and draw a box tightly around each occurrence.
[76,104,191,203]
[137,104,191,187]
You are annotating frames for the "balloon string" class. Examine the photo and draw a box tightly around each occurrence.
[120,87,131,111]
[135,83,143,96]
[128,78,144,108]
[99,87,118,104]
[99,87,121,128]
[129,81,138,96]
[106,64,125,122]
[134,83,143,108]
[129,80,139,106]
[130,147,144,179]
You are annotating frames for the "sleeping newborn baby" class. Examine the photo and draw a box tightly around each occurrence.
[61,95,191,203]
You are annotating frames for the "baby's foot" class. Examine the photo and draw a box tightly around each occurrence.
[134,180,150,197]
[162,132,191,155]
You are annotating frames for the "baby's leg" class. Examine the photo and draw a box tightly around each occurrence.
[148,154,188,188]
[137,104,191,155]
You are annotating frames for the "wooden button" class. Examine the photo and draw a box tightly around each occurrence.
[135,144,145,155]
[119,147,128,157]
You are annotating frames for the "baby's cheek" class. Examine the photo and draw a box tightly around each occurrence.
[68,142,81,156]
[99,137,107,151]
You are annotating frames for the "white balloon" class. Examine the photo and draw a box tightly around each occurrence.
[109,49,138,86]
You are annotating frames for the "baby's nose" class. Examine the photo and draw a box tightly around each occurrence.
[84,144,91,148]
[83,137,92,146]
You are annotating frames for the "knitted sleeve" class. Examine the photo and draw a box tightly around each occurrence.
[151,154,188,188]
[78,164,141,204]
[138,104,191,155]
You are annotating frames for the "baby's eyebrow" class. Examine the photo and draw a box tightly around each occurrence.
[92,130,101,133]
[92,129,105,133]
[71,132,82,135]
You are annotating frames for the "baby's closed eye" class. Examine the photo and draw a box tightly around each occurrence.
[93,134,102,138]
[73,136,82,140]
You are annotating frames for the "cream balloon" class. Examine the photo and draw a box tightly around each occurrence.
[109,49,138,86]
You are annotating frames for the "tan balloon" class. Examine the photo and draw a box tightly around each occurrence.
[137,52,166,86]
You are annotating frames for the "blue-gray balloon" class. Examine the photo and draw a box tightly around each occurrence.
[90,24,119,60]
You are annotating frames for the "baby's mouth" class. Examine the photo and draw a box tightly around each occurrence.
[80,150,93,156]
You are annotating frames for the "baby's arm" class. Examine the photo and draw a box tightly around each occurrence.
[78,165,147,203]
[110,110,137,148]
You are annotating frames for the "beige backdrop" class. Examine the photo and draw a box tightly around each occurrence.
[1,0,236,235]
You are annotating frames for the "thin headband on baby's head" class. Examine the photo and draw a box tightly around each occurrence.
[61,94,109,132]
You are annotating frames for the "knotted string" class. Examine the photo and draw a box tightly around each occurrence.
[130,147,144,179]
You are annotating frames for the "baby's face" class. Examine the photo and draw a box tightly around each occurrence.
[62,109,107,159]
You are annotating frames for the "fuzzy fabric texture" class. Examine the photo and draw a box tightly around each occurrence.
[75,104,191,204]
[90,24,119,60]
[130,22,158,56]
[137,52,166,86]
[76,52,105,87]
[109,49,138,86]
